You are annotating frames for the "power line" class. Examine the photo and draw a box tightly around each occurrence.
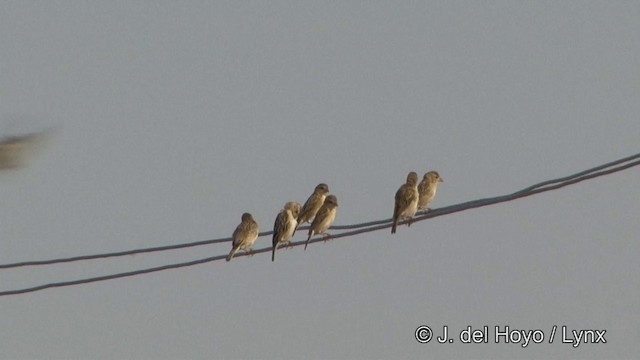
[1,153,638,270]
[516,152,640,194]
[3,152,638,270]
[0,153,638,296]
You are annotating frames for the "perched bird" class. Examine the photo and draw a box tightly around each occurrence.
[391,172,419,234]
[296,183,329,233]
[226,213,260,262]
[305,195,338,250]
[417,171,443,212]
[271,201,301,262]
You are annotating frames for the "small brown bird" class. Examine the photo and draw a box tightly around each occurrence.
[391,172,419,234]
[226,213,260,262]
[296,183,329,234]
[272,201,301,262]
[417,171,443,212]
[305,195,338,250]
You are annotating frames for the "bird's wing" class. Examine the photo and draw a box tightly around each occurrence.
[394,185,410,215]
[231,224,244,247]
[298,194,318,222]
[272,211,286,246]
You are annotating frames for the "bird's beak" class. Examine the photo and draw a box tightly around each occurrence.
[439,178,444,182]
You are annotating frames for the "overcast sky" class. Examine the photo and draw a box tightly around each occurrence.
[0,1,638,359]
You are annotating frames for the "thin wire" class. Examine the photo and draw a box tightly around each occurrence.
[2,152,637,270]
[0,229,309,269]
[0,153,637,296]
[516,152,640,194]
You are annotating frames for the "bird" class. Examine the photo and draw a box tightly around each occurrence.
[417,171,443,212]
[391,171,419,234]
[271,201,301,262]
[305,194,338,250]
[296,183,329,234]
[0,132,47,170]
[226,213,260,262]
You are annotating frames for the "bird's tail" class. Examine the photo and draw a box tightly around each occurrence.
[391,206,398,234]
[226,247,238,262]
[304,232,313,250]
[271,243,278,262]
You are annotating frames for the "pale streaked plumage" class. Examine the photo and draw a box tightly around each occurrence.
[417,171,443,212]
[271,201,301,262]
[226,213,259,262]
[296,183,329,234]
[305,195,338,250]
[391,172,419,234]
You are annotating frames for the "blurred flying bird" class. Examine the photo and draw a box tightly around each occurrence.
[0,131,49,170]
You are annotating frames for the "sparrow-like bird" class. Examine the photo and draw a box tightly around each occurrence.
[391,171,419,234]
[226,212,260,262]
[271,201,301,262]
[417,171,443,212]
[305,195,338,250]
[296,183,329,233]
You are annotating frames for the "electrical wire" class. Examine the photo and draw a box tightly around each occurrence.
[0,152,638,296]
[3,152,638,270]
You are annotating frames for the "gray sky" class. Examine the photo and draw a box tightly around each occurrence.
[1,1,638,359]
